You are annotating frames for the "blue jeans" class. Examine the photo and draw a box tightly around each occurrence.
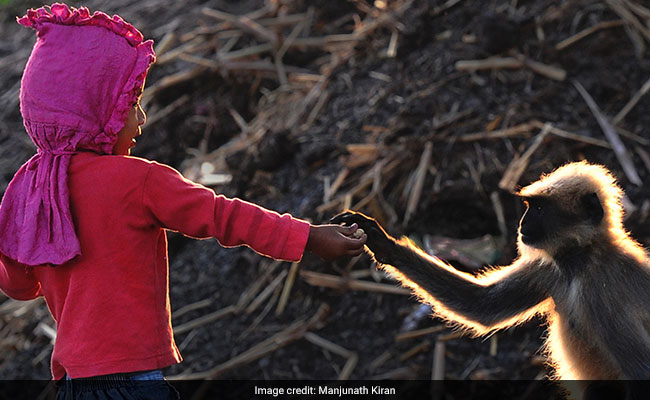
[57,370,180,400]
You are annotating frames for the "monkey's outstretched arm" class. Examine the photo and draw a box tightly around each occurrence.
[332,211,552,334]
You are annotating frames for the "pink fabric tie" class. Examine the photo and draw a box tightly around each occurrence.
[0,3,155,266]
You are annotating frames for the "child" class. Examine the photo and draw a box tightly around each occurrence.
[0,4,366,398]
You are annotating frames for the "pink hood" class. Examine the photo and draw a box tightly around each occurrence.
[0,3,156,266]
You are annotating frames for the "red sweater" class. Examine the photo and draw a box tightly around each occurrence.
[0,152,310,380]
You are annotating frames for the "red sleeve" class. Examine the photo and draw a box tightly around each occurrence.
[142,162,310,262]
[0,254,42,300]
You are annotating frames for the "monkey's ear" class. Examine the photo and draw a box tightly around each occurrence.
[581,192,604,224]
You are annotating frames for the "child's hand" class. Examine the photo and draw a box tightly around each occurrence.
[306,223,367,261]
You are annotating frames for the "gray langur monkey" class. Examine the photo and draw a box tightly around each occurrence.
[332,161,650,398]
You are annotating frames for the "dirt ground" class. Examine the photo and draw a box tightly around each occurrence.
[1,0,650,397]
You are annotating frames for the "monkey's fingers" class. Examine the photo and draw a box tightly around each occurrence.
[330,211,375,229]
[330,211,355,225]
[332,211,394,248]
[362,227,391,250]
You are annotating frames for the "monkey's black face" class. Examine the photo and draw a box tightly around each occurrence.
[519,197,553,247]
[518,197,578,247]
[518,193,604,248]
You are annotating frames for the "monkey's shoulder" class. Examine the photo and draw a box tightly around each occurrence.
[553,244,647,274]
[550,244,650,306]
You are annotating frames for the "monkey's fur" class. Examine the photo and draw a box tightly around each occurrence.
[332,161,650,383]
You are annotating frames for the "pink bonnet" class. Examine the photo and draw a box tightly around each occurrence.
[0,3,156,266]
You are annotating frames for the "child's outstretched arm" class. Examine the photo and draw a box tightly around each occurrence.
[306,223,367,261]
[141,161,365,262]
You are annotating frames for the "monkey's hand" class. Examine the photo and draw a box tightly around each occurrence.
[330,211,396,264]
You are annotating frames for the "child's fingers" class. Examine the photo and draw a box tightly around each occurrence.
[346,236,366,256]
[343,229,366,242]
[344,233,367,251]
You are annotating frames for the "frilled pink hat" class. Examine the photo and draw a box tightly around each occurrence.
[0,3,156,266]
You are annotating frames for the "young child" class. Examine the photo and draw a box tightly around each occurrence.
[0,4,366,398]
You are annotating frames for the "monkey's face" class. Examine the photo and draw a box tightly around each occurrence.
[518,193,604,249]
[519,197,556,247]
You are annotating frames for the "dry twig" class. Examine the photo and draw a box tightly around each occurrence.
[454,122,534,142]
[573,81,642,185]
[395,325,448,342]
[275,262,300,316]
[404,142,433,226]
[529,120,611,148]
[555,20,625,50]
[304,332,358,380]
[172,304,329,382]
[173,305,236,336]
[235,260,282,312]
[300,270,410,295]
[245,269,288,314]
[606,0,650,42]
[400,340,432,362]
[368,351,392,372]
[432,340,446,380]
[456,55,566,81]
[317,157,402,214]
[498,123,551,192]
[201,7,279,47]
[172,298,212,320]
[613,76,650,125]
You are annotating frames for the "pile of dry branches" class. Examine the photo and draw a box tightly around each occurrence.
[2,0,650,390]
